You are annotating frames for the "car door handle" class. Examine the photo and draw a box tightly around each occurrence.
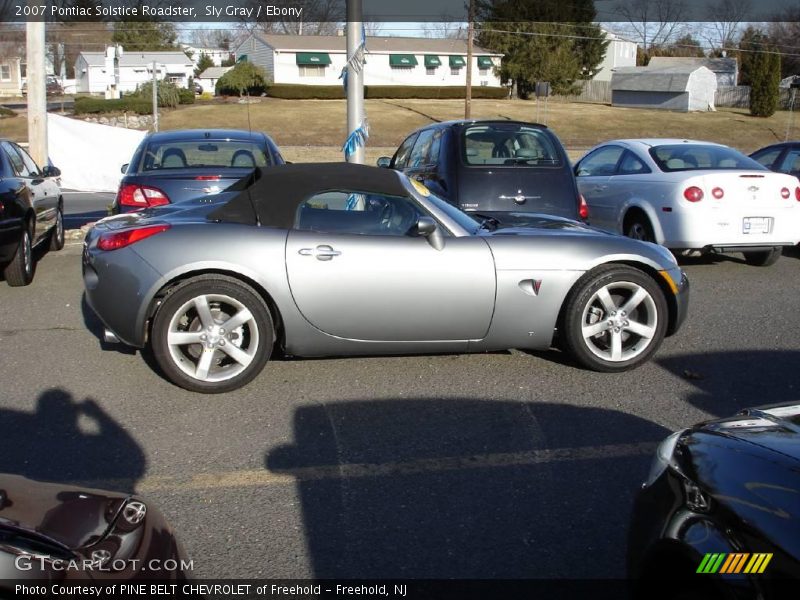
[298,245,341,261]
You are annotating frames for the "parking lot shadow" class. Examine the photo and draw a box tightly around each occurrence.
[0,388,146,493]
[658,350,800,417]
[266,399,669,579]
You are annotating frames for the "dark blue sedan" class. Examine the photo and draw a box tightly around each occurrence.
[112,129,285,214]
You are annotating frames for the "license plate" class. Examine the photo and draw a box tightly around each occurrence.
[743,217,772,234]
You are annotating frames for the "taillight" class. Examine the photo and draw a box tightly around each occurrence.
[194,175,220,181]
[117,183,170,209]
[97,224,170,251]
[578,194,589,220]
[683,186,704,202]
[711,187,724,199]
[796,187,800,202]
[781,187,791,199]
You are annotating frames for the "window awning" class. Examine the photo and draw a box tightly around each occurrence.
[449,55,466,68]
[477,56,494,68]
[389,54,418,67]
[296,52,332,66]
[424,55,442,67]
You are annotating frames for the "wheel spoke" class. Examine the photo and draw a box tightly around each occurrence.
[222,307,253,331]
[195,349,214,380]
[610,331,623,361]
[625,320,656,339]
[582,321,609,338]
[621,287,648,315]
[168,330,204,345]
[193,296,216,328]
[595,287,617,314]
[220,342,254,368]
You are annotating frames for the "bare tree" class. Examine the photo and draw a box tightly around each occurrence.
[702,0,751,53]
[421,22,467,39]
[615,0,688,51]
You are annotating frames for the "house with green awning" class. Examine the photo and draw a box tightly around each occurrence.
[233,33,503,88]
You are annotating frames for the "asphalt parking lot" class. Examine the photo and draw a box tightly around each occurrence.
[0,239,798,580]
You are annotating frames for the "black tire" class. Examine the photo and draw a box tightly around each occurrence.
[50,204,65,251]
[151,276,274,393]
[624,212,655,243]
[743,246,781,267]
[3,225,34,287]
[561,265,668,372]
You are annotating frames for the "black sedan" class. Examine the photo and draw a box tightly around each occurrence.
[0,473,190,585]
[0,139,64,286]
[750,142,800,179]
[113,129,285,214]
[377,120,588,226]
[628,402,800,600]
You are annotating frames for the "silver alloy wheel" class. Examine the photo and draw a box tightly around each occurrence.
[166,293,260,383]
[580,281,658,362]
[22,231,32,276]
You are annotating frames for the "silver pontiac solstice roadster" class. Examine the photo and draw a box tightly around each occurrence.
[83,163,689,393]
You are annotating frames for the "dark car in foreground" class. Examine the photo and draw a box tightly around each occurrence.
[84,163,687,393]
[0,139,64,286]
[112,129,285,214]
[377,119,588,226]
[750,142,800,179]
[628,402,800,600]
[0,473,190,585]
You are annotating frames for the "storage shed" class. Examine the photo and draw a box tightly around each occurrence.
[611,65,717,112]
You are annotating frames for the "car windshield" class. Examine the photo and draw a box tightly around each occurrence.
[140,140,271,171]
[462,124,563,167]
[649,144,766,172]
[423,191,482,234]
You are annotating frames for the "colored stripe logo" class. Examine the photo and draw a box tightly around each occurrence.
[697,553,773,574]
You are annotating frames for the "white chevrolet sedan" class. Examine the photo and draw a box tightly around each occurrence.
[575,139,800,266]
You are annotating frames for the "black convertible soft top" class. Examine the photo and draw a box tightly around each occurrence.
[208,162,410,228]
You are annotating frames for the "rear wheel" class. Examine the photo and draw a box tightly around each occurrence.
[151,277,274,393]
[4,226,34,286]
[624,212,655,243]
[743,246,781,267]
[50,204,65,251]
[561,265,667,372]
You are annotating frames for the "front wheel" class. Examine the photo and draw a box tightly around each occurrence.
[151,276,274,393]
[743,247,781,267]
[4,227,34,286]
[561,265,668,372]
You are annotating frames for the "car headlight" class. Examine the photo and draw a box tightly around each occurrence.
[645,429,684,486]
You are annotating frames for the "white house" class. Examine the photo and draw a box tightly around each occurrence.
[74,48,195,94]
[0,46,23,96]
[181,44,233,68]
[234,33,503,87]
[593,30,637,82]
[196,66,232,95]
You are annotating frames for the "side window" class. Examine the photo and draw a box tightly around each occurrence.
[428,130,442,165]
[408,129,436,168]
[1,142,29,176]
[778,149,800,174]
[576,146,624,177]
[617,151,650,175]
[295,191,423,236]
[750,147,781,169]
[392,134,418,170]
[13,144,41,177]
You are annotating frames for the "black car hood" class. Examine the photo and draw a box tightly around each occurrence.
[0,474,127,550]
[696,402,800,462]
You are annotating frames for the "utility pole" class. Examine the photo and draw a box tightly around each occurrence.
[26,18,47,167]
[346,0,364,164]
[464,0,474,119]
[152,61,159,132]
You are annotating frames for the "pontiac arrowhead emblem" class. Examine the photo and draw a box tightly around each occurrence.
[531,279,542,295]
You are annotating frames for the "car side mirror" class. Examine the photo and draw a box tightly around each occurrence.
[376,156,391,168]
[414,216,445,251]
[42,165,60,177]
[121,163,129,174]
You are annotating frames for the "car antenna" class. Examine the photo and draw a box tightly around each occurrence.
[244,90,260,226]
